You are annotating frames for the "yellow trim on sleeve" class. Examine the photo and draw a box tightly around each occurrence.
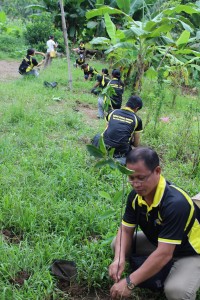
[122,221,135,228]
[158,238,182,244]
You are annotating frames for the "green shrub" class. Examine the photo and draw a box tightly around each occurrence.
[24,12,65,52]
[0,34,26,57]
[24,13,55,51]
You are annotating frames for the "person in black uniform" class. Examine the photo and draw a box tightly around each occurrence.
[109,147,200,300]
[74,53,85,68]
[91,68,110,118]
[19,48,45,77]
[73,41,85,54]
[81,63,98,80]
[108,69,124,109]
[92,95,143,162]
[103,95,143,157]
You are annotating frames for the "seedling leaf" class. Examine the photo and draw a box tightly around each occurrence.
[98,209,114,220]
[113,190,124,204]
[98,191,112,200]
[116,162,134,175]
[95,158,116,169]
[99,136,107,155]
[86,144,105,158]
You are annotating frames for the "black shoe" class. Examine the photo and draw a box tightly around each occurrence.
[44,81,58,88]
[44,81,52,87]
[50,82,58,88]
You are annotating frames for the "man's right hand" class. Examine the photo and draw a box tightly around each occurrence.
[109,259,126,283]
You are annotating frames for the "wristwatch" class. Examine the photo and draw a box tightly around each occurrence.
[126,276,136,290]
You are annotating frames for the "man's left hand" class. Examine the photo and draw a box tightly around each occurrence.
[110,278,132,299]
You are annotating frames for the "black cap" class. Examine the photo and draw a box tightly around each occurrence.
[126,96,143,110]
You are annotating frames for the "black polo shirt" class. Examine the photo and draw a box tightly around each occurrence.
[97,74,110,88]
[108,78,124,109]
[122,175,200,256]
[103,107,143,155]
[84,66,97,77]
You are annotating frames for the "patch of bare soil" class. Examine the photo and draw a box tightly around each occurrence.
[0,60,21,81]
[74,100,98,121]
[56,281,111,300]
[9,270,31,286]
[1,228,23,244]
[181,85,198,96]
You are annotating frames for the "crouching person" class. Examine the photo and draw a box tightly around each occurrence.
[109,147,200,300]
[19,48,45,77]
[92,95,143,164]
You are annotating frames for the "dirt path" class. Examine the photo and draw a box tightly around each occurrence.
[0,60,21,81]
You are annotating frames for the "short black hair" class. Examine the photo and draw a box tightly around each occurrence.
[81,63,88,69]
[27,49,35,56]
[102,68,109,75]
[126,95,143,110]
[126,147,159,171]
[49,35,54,39]
[112,69,121,78]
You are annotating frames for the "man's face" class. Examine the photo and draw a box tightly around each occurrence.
[126,160,161,198]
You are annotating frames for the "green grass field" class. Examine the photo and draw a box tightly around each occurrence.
[0,57,199,300]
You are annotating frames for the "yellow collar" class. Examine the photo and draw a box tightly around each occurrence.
[138,175,166,212]
[122,107,135,113]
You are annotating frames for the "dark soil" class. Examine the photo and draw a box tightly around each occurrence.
[75,100,97,120]
[56,280,111,300]
[9,270,31,286]
[1,228,23,244]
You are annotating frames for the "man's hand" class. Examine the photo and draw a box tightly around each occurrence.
[110,278,132,299]
[109,259,125,283]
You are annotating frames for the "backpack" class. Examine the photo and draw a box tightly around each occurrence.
[19,57,32,74]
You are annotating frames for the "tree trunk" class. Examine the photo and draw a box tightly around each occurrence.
[59,0,72,90]
[134,54,144,92]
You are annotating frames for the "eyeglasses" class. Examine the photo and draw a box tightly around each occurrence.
[127,172,153,185]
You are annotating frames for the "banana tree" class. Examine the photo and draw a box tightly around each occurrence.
[86,2,200,91]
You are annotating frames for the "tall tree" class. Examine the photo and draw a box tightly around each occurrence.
[59,0,72,90]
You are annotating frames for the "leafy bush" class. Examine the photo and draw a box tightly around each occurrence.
[0,34,26,57]
[24,12,65,52]
[24,13,55,51]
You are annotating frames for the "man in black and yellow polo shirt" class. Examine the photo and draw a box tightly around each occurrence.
[81,63,98,80]
[103,95,143,157]
[109,147,200,300]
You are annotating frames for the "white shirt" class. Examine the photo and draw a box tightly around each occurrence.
[47,39,56,53]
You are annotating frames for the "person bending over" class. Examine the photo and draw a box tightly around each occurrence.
[109,147,200,300]
[91,68,110,118]
[81,63,98,81]
[74,53,85,68]
[92,96,143,162]
[108,69,124,109]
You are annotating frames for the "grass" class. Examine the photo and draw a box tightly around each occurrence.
[0,56,199,299]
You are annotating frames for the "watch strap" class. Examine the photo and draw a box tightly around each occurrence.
[126,276,136,290]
